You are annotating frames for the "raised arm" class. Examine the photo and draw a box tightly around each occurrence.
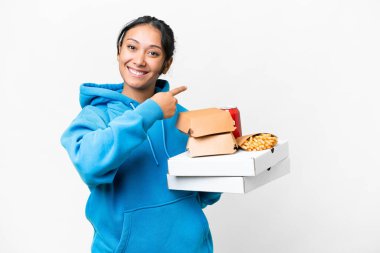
[61,99,163,187]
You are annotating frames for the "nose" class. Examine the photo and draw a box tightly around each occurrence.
[133,51,146,67]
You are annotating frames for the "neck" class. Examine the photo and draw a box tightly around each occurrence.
[121,84,155,103]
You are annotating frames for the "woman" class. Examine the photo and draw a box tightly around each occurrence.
[61,16,221,253]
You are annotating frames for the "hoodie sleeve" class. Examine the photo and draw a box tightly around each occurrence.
[60,99,163,187]
[197,192,222,209]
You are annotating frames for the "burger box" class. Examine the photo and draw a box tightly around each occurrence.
[167,157,290,194]
[176,108,238,157]
[176,108,236,137]
[168,140,289,176]
[186,132,238,157]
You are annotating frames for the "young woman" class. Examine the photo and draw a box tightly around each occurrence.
[61,16,221,253]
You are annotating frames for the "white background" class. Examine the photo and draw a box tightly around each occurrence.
[1,0,380,252]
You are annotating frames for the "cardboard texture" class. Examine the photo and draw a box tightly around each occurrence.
[167,157,290,194]
[169,140,289,176]
[186,132,238,157]
[176,108,235,137]
[176,108,238,157]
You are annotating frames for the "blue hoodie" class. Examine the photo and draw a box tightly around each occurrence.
[61,79,222,253]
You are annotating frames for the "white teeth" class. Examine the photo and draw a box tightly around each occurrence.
[129,68,146,76]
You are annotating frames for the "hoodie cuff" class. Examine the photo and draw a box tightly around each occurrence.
[134,99,164,130]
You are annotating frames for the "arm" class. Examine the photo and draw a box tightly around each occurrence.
[197,192,222,209]
[60,99,163,187]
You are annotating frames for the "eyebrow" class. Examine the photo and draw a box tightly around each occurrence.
[126,38,162,50]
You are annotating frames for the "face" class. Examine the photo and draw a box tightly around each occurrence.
[117,24,172,91]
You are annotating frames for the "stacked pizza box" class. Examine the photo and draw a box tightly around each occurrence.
[167,108,290,194]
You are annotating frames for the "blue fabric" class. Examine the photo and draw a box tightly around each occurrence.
[61,79,222,253]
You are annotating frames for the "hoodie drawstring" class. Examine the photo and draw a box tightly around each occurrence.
[146,133,159,166]
[161,121,170,159]
[129,102,170,166]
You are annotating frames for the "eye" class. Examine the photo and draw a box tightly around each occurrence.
[127,45,136,50]
[148,51,160,57]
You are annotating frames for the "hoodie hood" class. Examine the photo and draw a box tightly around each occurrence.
[79,79,170,108]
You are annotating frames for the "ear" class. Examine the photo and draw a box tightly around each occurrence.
[162,57,173,74]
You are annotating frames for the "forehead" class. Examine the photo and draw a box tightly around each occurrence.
[123,24,162,46]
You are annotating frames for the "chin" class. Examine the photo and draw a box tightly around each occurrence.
[124,74,158,88]
[124,80,153,90]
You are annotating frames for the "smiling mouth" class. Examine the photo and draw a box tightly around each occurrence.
[128,67,148,77]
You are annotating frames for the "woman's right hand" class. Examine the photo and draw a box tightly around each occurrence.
[151,86,187,119]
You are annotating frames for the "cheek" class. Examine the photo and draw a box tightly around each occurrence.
[149,60,165,73]
[118,52,132,65]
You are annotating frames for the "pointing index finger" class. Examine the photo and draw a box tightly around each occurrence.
[169,86,187,96]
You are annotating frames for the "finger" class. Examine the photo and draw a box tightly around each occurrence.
[169,86,187,96]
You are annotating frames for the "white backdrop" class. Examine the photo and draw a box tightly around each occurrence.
[1,0,380,252]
